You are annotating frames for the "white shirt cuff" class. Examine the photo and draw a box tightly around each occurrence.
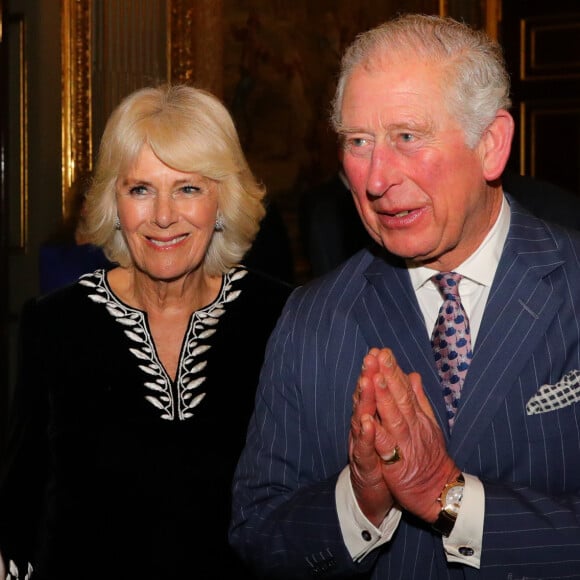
[442,472,484,568]
[335,466,402,561]
[336,467,484,568]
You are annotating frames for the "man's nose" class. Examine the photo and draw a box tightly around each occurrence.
[366,144,399,198]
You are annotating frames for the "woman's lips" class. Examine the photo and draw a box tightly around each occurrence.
[147,234,188,247]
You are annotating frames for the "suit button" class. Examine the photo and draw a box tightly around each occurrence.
[458,546,474,557]
[361,530,372,541]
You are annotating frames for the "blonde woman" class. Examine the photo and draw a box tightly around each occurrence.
[0,85,292,580]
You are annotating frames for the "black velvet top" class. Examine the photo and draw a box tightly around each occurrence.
[0,267,292,580]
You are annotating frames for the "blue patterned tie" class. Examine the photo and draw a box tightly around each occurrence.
[431,272,473,430]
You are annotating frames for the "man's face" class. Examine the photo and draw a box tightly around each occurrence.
[340,56,501,271]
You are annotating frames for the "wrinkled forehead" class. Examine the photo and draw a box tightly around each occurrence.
[358,46,448,84]
[340,54,452,124]
[343,55,446,104]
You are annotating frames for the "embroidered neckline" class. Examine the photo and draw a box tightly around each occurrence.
[79,267,247,421]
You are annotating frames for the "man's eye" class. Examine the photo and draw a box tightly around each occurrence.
[349,137,369,148]
[344,136,373,158]
[399,133,415,143]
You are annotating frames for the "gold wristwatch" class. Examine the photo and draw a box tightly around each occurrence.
[432,473,465,537]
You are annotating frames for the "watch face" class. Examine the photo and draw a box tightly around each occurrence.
[445,485,464,514]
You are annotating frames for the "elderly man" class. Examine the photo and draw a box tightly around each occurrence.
[230,13,580,579]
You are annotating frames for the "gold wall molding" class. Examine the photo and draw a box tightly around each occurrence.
[8,12,28,252]
[61,0,92,221]
[169,0,223,96]
[169,0,194,85]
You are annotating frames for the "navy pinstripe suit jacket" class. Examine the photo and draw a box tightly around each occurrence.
[230,196,580,579]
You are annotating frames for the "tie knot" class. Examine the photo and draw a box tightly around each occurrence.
[432,271,462,299]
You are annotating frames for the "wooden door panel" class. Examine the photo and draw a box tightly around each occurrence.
[501,1,580,195]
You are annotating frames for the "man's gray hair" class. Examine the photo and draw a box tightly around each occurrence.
[331,13,512,148]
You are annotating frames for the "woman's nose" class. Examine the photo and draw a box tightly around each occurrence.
[153,194,177,227]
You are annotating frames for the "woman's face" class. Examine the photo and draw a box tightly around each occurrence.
[116,145,219,282]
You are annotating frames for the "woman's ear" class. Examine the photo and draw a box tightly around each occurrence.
[479,110,515,181]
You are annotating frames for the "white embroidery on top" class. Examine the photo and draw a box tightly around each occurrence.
[7,560,33,580]
[80,268,247,421]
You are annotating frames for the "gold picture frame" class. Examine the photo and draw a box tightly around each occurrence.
[61,0,92,221]
[8,12,28,252]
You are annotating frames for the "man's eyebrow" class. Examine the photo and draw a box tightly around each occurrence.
[338,127,373,136]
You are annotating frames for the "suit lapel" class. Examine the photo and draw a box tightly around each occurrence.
[352,251,451,432]
[450,201,565,462]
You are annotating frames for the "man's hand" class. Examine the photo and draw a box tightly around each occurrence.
[365,348,459,523]
[348,351,395,527]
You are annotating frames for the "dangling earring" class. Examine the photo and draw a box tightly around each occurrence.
[214,214,224,232]
[114,216,121,231]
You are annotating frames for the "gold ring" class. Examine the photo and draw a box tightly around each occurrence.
[380,446,402,465]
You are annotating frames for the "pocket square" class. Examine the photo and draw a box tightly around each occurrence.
[526,369,580,415]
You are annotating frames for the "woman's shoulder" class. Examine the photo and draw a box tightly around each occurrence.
[227,266,294,313]
[21,269,106,321]
[233,265,294,294]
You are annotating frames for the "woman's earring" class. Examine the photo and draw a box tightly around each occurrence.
[214,214,224,232]
[114,216,121,231]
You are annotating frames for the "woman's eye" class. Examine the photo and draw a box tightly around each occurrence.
[129,185,149,196]
[181,185,202,195]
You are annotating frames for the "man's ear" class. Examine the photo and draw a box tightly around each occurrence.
[479,110,514,181]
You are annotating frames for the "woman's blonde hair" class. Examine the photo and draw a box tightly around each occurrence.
[80,84,266,276]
